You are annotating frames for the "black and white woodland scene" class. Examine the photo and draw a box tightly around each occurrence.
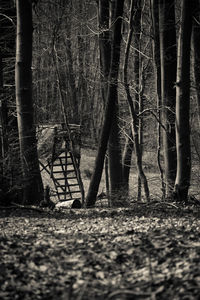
[0,0,200,299]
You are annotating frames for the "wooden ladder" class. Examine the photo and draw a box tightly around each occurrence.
[50,127,84,202]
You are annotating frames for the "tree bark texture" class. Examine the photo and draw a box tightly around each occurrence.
[107,0,123,202]
[108,107,123,201]
[0,51,4,192]
[123,0,150,202]
[159,0,177,197]
[133,1,143,201]
[151,0,165,197]
[175,0,193,201]
[86,0,124,207]
[15,0,43,205]
[122,128,134,192]
[122,0,142,196]
[192,0,200,126]
[0,2,22,202]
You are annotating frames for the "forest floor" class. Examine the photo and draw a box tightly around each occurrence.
[1,135,199,299]
[0,203,200,300]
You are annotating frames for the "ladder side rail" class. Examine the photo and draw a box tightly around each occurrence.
[50,127,58,178]
[69,150,85,203]
[59,155,73,200]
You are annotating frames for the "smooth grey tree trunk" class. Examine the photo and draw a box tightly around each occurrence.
[151,0,165,198]
[192,0,200,126]
[108,0,123,204]
[86,0,124,207]
[123,0,150,202]
[15,0,44,205]
[159,0,177,197]
[174,0,193,201]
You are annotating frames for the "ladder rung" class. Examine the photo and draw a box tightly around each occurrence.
[52,170,74,174]
[57,192,71,195]
[59,198,75,202]
[54,180,67,183]
[52,176,74,180]
[55,184,68,187]
[57,191,81,195]
[55,183,79,187]
[53,160,72,164]
[56,163,74,166]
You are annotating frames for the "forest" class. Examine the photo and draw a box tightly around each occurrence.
[0,1,200,299]
[0,0,200,207]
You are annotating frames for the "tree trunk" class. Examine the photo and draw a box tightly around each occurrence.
[98,0,111,199]
[133,1,142,201]
[15,0,43,205]
[0,2,21,203]
[0,51,4,196]
[65,37,79,124]
[107,0,123,203]
[122,0,142,198]
[98,0,111,101]
[174,0,193,201]
[122,128,134,192]
[192,0,200,126]
[151,0,165,197]
[86,0,124,207]
[108,107,123,203]
[123,0,150,202]
[159,0,177,197]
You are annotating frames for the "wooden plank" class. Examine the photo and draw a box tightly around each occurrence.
[52,170,73,174]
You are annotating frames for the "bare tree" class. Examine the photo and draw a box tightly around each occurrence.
[0,1,22,203]
[15,0,43,205]
[107,0,123,203]
[174,0,193,201]
[151,0,165,197]
[192,0,200,125]
[123,0,150,202]
[159,0,177,197]
[86,0,124,207]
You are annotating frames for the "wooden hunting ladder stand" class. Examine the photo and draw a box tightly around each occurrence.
[50,125,84,203]
[40,124,84,204]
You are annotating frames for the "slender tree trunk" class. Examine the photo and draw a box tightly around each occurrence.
[86,0,124,207]
[192,0,200,126]
[133,1,142,201]
[0,2,21,202]
[15,0,43,205]
[108,0,123,203]
[151,0,165,198]
[122,128,134,192]
[0,51,4,195]
[174,0,193,201]
[159,0,177,197]
[65,38,79,124]
[98,0,111,102]
[98,0,111,199]
[123,0,150,202]
[77,34,88,131]
[122,0,142,198]
[108,105,123,203]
